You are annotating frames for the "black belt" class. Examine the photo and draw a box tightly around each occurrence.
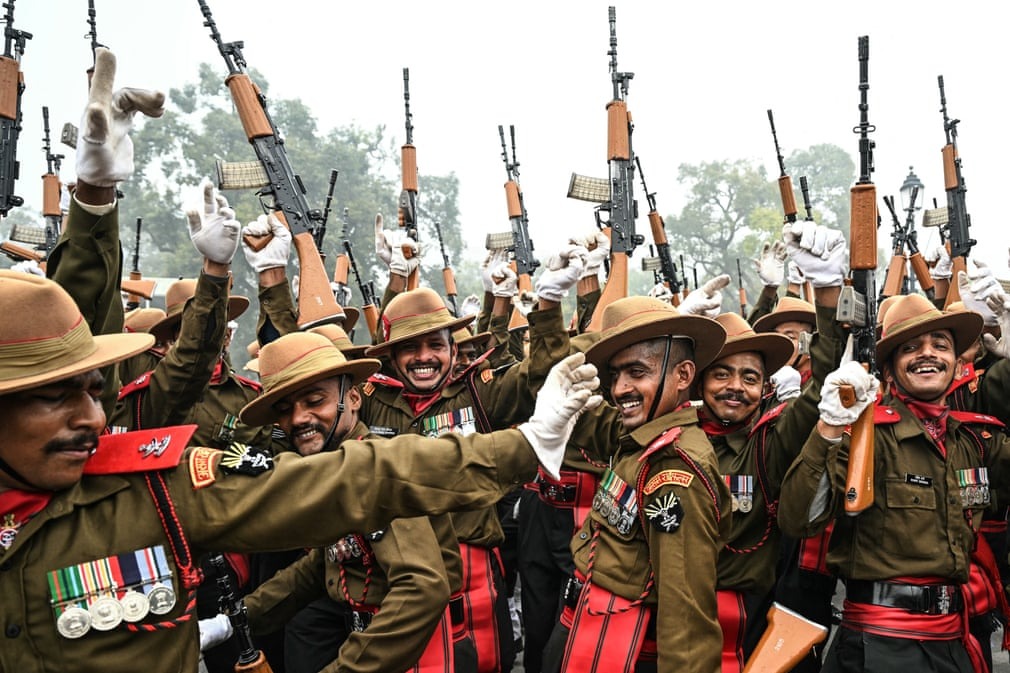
[539,480,578,504]
[846,580,963,616]
[563,575,585,609]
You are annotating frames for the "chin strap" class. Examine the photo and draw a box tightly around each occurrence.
[645,337,673,423]
[322,375,351,452]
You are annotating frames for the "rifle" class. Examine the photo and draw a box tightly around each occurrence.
[767,109,797,224]
[837,35,878,516]
[901,184,934,299]
[123,217,155,310]
[879,195,907,300]
[40,105,63,257]
[742,603,828,673]
[198,0,343,329]
[635,155,681,305]
[492,123,539,331]
[938,75,975,309]
[84,0,106,87]
[679,253,689,301]
[209,553,273,673]
[397,67,419,290]
[0,0,30,217]
[319,169,348,298]
[736,258,747,317]
[880,190,933,301]
[344,237,380,340]
[797,176,816,302]
[433,219,458,316]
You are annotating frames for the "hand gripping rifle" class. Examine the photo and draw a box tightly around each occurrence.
[636,155,681,305]
[40,105,63,256]
[398,67,420,290]
[198,0,342,329]
[767,109,797,225]
[837,36,878,516]
[938,76,975,309]
[0,0,30,217]
[434,219,458,316]
[210,553,273,673]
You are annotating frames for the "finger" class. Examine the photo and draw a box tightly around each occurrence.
[703,274,732,295]
[88,48,117,107]
[186,209,202,236]
[202,180,217,215]
[114,88,166,118]
[840,334,856,366]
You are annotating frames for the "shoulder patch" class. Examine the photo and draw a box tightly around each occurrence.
[639,427,683,462]
[367,372,404,389]
[234,374,263,392]
[219,443,274,475]
[117,372,154,400]
[643,491,685,533]
[85,425,197,475]
[873,405,901,425]
[748,401,788,437]
[643,469,694,495]
[950,411,1006,428]
[189,447,222,489]
[362,381,375,397]
[480,368,495,384]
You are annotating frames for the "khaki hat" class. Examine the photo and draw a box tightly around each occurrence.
[876,293,982,364]
[709,312,795,375]
[123,307,167,334]
[0,271,155,394]
[239,332,382,427]
[752,296,816,334]
[365,287,474,357]
[453,323,493,352]
[121,278,157,301]
[149,278,250,342]
[308,322,369,359]
[583,296,727,378]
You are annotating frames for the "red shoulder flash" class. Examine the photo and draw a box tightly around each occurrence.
[117,371,153,400]
[84,425,198,475]
[639,427,683,462]
[748,402,788,437]
[873,405,901,425]
[234,374,263,392]
[950,411,1007,428]
[367,373,403,389]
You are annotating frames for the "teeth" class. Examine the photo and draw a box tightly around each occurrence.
[412,366,436,375]
[620,400,641,409]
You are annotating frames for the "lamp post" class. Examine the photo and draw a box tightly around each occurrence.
[899,167,925,295]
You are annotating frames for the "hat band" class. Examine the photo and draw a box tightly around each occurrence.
[383,309,456,344]
[883,311,943,340]
[0,318,98,382]
[261,345,349,394]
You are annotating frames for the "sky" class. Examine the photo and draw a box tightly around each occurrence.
[10,0,1010,277]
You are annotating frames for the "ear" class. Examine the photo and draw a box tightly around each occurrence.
[671,359,696,395]
[345,385,362,412]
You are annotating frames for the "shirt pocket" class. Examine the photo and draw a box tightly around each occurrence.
[881,478,938,559]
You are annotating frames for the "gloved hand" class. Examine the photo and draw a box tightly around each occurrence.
[75,48,165,187]
[983,292,1010,360]
[755,240,787,287]
[10,260,44,277]
[535,244,587,303]
[787,260,806,286]
[331,281,352,308]
[375,223,419,277]
[518,352,603,480]
[770,365,802,401]
[957,261,1001,325]
[678,274,731,318]
[782,222,847,288]
[482,248,510,293]
[187,179,241,265]
[241,212,291,273]
[570,231,609,280]
[512,290,538,317]
[490,262,517,299]
[460,293,482,318]
[199,613,233,651]
[648,282,674,304]
[925,244,953,280]
[818,360,879,427]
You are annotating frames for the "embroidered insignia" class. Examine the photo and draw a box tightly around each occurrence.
[362,381,375,397]
[644,492,684,533]
[138,435,171,458]
[480,368,495,384]
[643,469,694,495]
[219,443,273,475]
[189,447,221,489]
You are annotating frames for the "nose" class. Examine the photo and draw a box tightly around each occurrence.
[70,391,106,433]
[290,401,313,427]
[611,372,633,398]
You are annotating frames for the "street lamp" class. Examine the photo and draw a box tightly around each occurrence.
[899,166,924,214]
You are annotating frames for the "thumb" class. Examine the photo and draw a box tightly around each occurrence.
[186,209,202,237]
[957,270,970,293]
[702,274,731,296]
[375,213,384,233]
[840,334,856,366]
[114,88,166,118]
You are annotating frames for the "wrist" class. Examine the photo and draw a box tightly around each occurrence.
[577,275,600,296]
[203,260,231,279]
[816,418,846,440]
[258,266,286,288]
[73,180,116,207]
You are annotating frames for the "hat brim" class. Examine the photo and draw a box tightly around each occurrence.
[239,357,383,427]
[706,332,797,377]
[365,314,476,357]
[752,309,817,334]
[584,315,728,378]
[876,311,983,365]
[0,332,155,395]
[456,331,493,351]
[149,296,250,342]
[340,307,360,333]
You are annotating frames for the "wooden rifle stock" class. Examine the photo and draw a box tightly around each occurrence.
[777,175,797,221]
[880,253,906,298]
[503,179,530,331]
[743,603,828,673]
[0,55,21,122]
[940,143,963,309]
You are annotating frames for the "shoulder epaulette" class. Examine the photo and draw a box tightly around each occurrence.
[639,427,684,462]
[367,372,404,390]
[748,402,788,438]
[117,371,154,400]
[84,425,198,475]
[361,381,375,397]
[950,411,1006,428]
[873,405,902,425]
[233,373,263,392]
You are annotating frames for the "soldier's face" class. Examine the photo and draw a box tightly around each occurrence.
[453,343,479,378]
[0,370,106,492]
[608,341,694,431]
[701,353,765,425]
[888,330,956,403]
[274,378,361,456]
[392,330,455,393]
[774,320,813,373]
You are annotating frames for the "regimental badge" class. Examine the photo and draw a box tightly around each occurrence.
[644,492,685,533]
[0,513,18,549]
[138,435,171,458]
[957,467,990,508]
[219,443,273,476]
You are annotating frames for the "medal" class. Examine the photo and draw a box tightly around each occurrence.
[608,507,621,526]
[738,495,753,514]
[57,605,92,639]
[730,495,740,513]
[592,491,603,512]
[120,590,150,623]
[89,594,124,631]
[326,543,338,563]
[147,584,176,615]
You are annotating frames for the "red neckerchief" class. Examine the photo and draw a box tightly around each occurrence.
[697,407,749,437]
[800,369,813,385]
[947,362,978,395]
[209,359,227,385]
[0,489,52,544]
[892,384,949,455]
[402,390,442,416]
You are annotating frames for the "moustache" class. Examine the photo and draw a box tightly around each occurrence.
[714,391,749,404]
[44,432,100,454]
[906,359,947,372]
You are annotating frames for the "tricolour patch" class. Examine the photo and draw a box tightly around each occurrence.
[643,469,694,495]
[189,447,221,489]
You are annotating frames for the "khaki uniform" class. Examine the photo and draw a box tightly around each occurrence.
[0,426,538,673]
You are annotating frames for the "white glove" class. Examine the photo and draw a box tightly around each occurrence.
[512,290,538,317]
[570,231,609,280]
[983,292,1010,360]
[755,240,787,287]
[818,360,879,427]
[482,249,510,293]
[770,365,802,401]
[75,48,165,187]
[925,244,952,280]
[186,179,241,265]
[648,282,674,304]
[10,260,44,277]
[331,281,352,308]
[199,613,233,651]
[679,274,731,318]
[241,212,291,273]
[957,262,1001,325]
[490,262,517,299]
[385,230,420,277]
[783,223,847,288]
[535,244,587,303]
[460,293,482,318]
[374,213,392,264]
[787,260,806,286]
[518,352,603,480]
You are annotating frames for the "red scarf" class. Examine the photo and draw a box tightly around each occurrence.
[402,390,442,416]
[0,489,52,547]
[892,386,949,455]
[697,407,749,437]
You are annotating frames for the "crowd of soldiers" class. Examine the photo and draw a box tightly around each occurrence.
[5,46,1010,673]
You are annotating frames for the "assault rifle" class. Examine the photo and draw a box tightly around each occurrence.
[742,603,828,673]
[40,106,63,256]
[0,0,30,217]
[796,176,816,302]
[210,553,273,673]
[84,0,106,87]
[880,189,933,301]
[198,0,342,329]
[636,156,681,305]
[123,217,155,310]
[837,35,878,516]
[398,67,419,290]
[937,75,975,309]
[767,109,797,224]
[568,6,641,331]
[736,258,747,318]
[434,219,458,316]
[343,238,379,340]
[679,254,690,301]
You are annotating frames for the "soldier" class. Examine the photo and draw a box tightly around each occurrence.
[118,307,168,386]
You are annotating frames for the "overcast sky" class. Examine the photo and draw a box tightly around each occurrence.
[11,0,1010,276]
